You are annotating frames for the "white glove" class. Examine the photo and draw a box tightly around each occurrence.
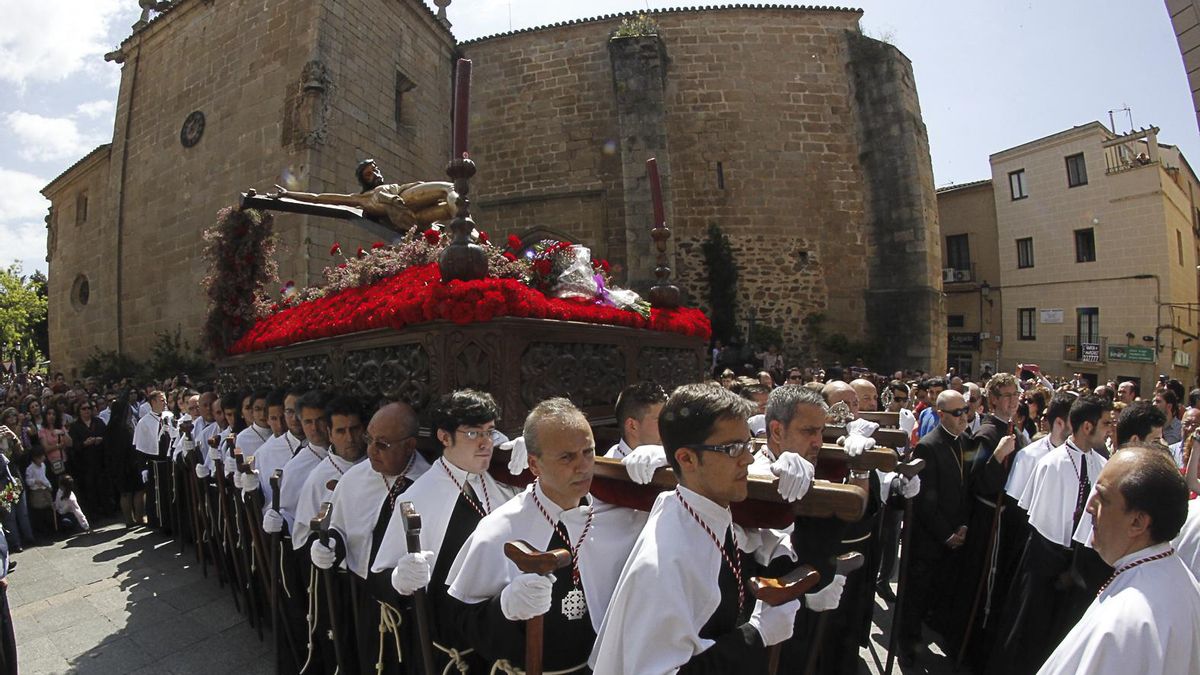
[195,463,211,479]
[207,443,222,464]
[390,551,435,595]
[181,437,195,453]
[841,434,875,458]
[805,574,846,612]
[500,572,554,621]
[622,444,667,484]
[241,470,260,494]
[898,474,921,499]
[770,453,815,502]
[501,437,528,475]
[310,540,337,569]
[262,509,284,534]
[747,414,767,438]
[223,456,238,476]
[898,408,917,435]
[846,418,879,438]
[748,598,801,646]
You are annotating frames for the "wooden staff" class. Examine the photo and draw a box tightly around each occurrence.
[183,446,206,575]
[213,451,248,614]
[400,502,437,675]
[885,466,923,675]
[235,452,272,597]
[503,540,573,675]
[267,470,300,663]
[231,450,263,637]
[312,494,347,674]
[957,491,1005,667]
[749,564,822,675]
[803,552,866,675]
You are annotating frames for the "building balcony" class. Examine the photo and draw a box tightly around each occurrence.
[1063,335,1108,363]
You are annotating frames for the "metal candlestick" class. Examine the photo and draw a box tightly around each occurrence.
[438,156,488,281]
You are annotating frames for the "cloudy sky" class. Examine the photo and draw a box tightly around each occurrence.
[1,0,1195,276]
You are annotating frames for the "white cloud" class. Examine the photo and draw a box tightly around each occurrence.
[0,168,49,275]
[0,0,127,87]
[75,100,115,119]
[4,112,106,163]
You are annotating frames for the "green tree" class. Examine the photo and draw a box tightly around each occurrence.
[0,265,48,370]
[701,223,739,344]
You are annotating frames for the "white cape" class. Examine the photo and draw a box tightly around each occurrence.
[446,480,645,632]
[1038,542,1200,674]
[1172,498,1200,580]
[329,453,431,578]
[590,485,793,674]
[1020,440,1105,548]
[255,431,303,514]
[276,443,327,535]
[292,452,363,550]
[1006,434,1053,501]
[371,458,516,574]
[235,423,272,458]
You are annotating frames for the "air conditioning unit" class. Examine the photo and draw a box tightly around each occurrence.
[941,268,956,282]
[953,269,972,282]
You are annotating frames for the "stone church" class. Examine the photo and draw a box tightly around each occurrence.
[42,0,945,376]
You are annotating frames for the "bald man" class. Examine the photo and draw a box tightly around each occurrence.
[310,402,432,675]
[822,380,860,418]
[849,379,879,413]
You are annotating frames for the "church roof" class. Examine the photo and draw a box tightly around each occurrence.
[41,144,111,196]
[460,4,864,45]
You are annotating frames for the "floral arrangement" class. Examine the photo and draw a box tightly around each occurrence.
[0,481,20,514]
[202,207,277,356]
[205,208,710,355]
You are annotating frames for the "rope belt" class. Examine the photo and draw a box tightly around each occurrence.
[842,532,872,545]
[377,601,404,673]
[982,502,1005,627]
[299,567,321,674]
[432,641,475,675]
[975,495,997,509]
[490,659,589,675]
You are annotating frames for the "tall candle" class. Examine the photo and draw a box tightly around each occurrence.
[453,58,472,159]
[646,157,665,226]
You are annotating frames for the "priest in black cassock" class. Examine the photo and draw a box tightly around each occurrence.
[591,384,803,673]
[945,373,1020,666]
[306,401,431,675]
[372,390,517,674]
[898,389,973,666]
[446,397,645,673]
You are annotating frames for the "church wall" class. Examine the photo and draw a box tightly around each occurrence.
[463,8,878,362]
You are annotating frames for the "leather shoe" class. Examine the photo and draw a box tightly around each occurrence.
[876,581,897,603]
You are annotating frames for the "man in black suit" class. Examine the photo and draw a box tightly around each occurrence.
[897,389,972,664]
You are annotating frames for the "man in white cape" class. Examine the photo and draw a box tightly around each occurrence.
[1039,444,1200,674]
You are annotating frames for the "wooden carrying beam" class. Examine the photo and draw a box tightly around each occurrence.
[823,425,908,450]
[858,411,900,428]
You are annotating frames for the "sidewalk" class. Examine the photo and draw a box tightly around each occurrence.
[9,520,270,674]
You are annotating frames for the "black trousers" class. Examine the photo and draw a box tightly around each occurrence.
[0,583,15,675]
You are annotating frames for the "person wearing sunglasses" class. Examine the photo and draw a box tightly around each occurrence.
[592,384,805,674]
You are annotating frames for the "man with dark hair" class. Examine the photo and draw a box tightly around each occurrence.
[248,389,306,516]
[1154,389,1183,445]
[592,384,801,673]
[1115,401,1167,447]
[307,401,431,675]
[606,381,667,458]
[373,389,516,674]
[989,394,1110,673]
[296,396,368,550]
[270,390,331,535]
[1040,445,1199,674]
[899,389,973,665]
[233,388,273,460]
[885,381,910,412]
[741,384,771,417]
[447,398,643,673]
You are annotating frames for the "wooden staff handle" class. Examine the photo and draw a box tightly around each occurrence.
[503,540,572,675]
[896,458,925,479]
[269,470,282,512]
[835,551,865,576]
[400,501,437,675]
[750,564,821,607]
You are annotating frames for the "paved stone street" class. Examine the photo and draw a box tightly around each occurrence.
[9,519,270,675]
[7,517,962,675]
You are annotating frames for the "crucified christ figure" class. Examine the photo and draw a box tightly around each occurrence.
[269,159,455,232]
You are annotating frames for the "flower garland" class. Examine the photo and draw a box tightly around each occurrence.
[202,207,277,356]
[228,262,711,354]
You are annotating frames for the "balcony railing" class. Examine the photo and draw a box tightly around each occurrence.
[1063,335,1107,363]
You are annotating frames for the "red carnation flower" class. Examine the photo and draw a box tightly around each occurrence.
[338,263,347,269]
[330,242,341,256]
[503,252,517,261]
[478,231,490,245]
[423,229,440,245]
[507,234,522,251]
[357,246,366,258]
[371,242,386,250]
[534,259,552,276]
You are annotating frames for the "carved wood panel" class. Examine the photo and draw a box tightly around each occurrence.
[520,342,625,408]
[446,330,501,392]
[282,354,332,391]
[342,345,432,413]
[636,347,703,391]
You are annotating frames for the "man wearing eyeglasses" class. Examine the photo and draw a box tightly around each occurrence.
[898,389,972,666]
[592,384,803,673]
[373,389,517,674]
[306,401,430,675]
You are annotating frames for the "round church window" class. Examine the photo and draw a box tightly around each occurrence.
[71,274,90,310]
[180,110,205,148]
